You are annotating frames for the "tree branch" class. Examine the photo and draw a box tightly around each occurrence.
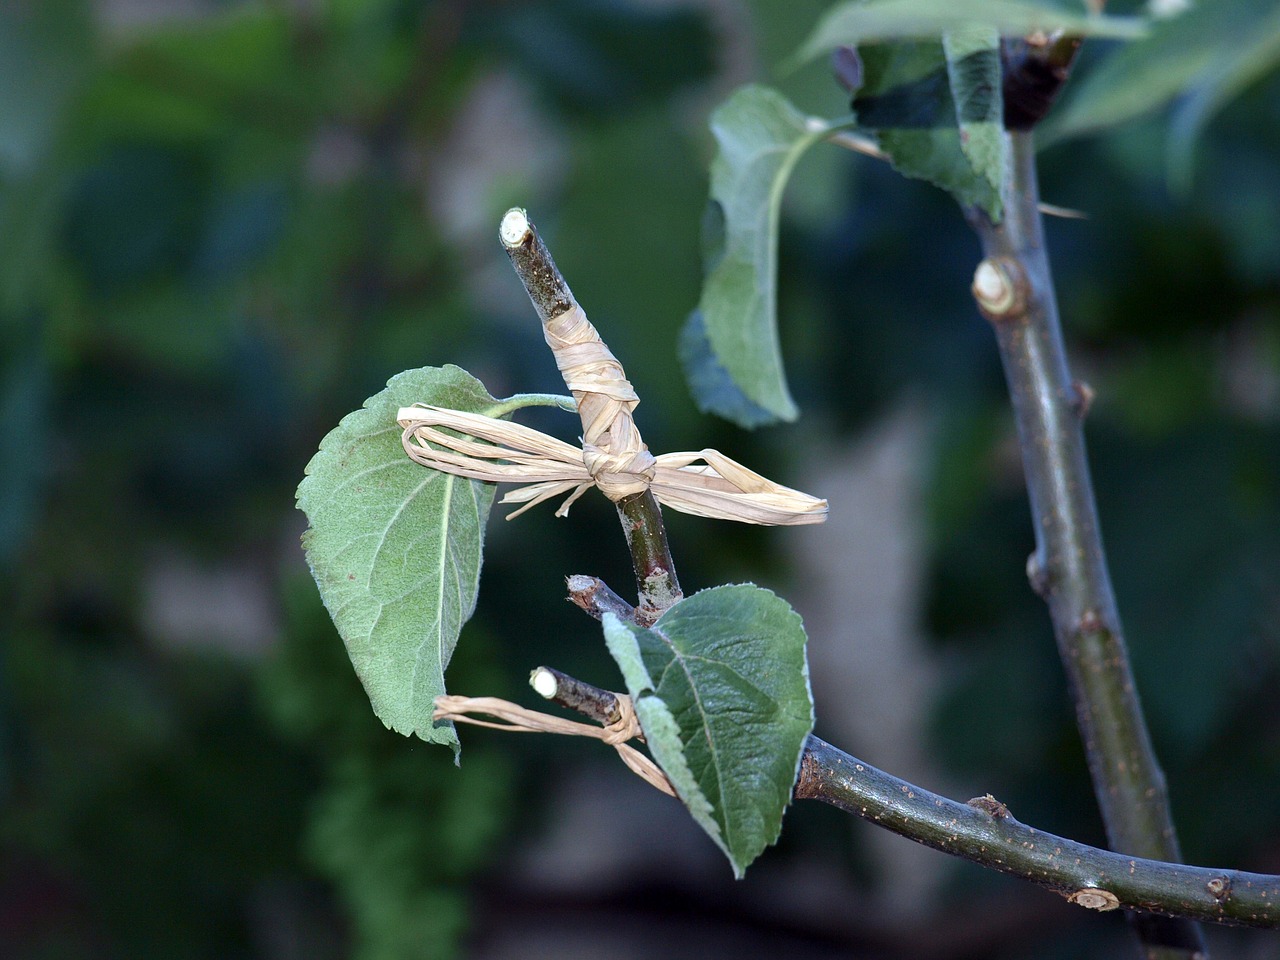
[566,574,638,622]
[531,665,622,725]
[524,659,1280,931]
[500,210,682,624]
[966,131,1205,958]
[797,736,1280,930]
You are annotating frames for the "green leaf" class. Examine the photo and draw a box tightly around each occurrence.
[796,0,1144,63]
[1167,16,1280,188]
[494,0,715,117]
[0,0,92,175]
[678,310,777,429]
[602,584,815,877]
[297,365,504,756]
[943,25,1004,218]
[856,42,1001,214]
[691,85,836,426]
[1048,0,1280,149]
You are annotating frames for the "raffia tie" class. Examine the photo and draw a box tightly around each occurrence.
[545,304,655,502]
[397,304,828,526]
[433,693,676,797]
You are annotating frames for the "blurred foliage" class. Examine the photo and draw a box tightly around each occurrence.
[2,1,1278,959]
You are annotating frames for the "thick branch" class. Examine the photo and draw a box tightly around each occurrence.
[967,132,1204,957]
[526,655,1280,931]
[798,736,1280,930]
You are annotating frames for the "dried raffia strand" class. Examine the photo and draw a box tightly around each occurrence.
[432,694,676,797]
[542,303,655,501]
[396,206,827,526]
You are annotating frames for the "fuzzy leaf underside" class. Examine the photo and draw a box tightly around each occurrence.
[297,365,501,756]
[602,584,814,877]
[688,85,835,427]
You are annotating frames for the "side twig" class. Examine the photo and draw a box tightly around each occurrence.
[967,131,1204,958]
[566,574,638,623]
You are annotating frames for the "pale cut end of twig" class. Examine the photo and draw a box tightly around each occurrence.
[1066,888,1121,911]
[530,666,558,699]
[500,207,531,249]
[972,257,1028,322]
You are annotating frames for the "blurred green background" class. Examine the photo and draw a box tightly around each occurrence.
[3,1,1278,958]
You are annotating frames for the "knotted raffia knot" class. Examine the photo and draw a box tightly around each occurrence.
[397,222,827,525]
[545,305,655,501]
[599,694,643,746]
[432,693,675,797]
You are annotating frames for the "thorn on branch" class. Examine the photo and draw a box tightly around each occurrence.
[1070,380,1096,419]
[1025,552,1050,599]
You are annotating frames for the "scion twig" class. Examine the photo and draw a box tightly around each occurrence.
[967,131,1205,958]
[500,211,682,623]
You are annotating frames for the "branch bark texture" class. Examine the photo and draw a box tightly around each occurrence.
[967,132,1205,958]
[798,736,1279,930]
[533,651,1280,932]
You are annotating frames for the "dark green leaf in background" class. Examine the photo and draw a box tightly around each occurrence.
[0,320,50,572]
[491,0,715,117]
[856,42,1002,215]
[1165,12,1280,188]
[943,25,1004,218]
[1049,0,1280,172]
[679,309,778,429]
[298,366,502,755]
[688,85,836,426]
[603,584,814,877]
[795,0,1144,64]
[0,0,93,175]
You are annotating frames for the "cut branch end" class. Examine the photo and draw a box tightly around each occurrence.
[500,207,531,248]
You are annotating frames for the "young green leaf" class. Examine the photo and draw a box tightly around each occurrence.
[943,25,1004,218]
[690,85,837,427]
[795,0,1144,64]
[678,310,777,429]
[602,584,815,877]
[1046,0,1280,187]
[856,42,1002,216]
[297,365,505,757]
[1167,17,1280,188]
